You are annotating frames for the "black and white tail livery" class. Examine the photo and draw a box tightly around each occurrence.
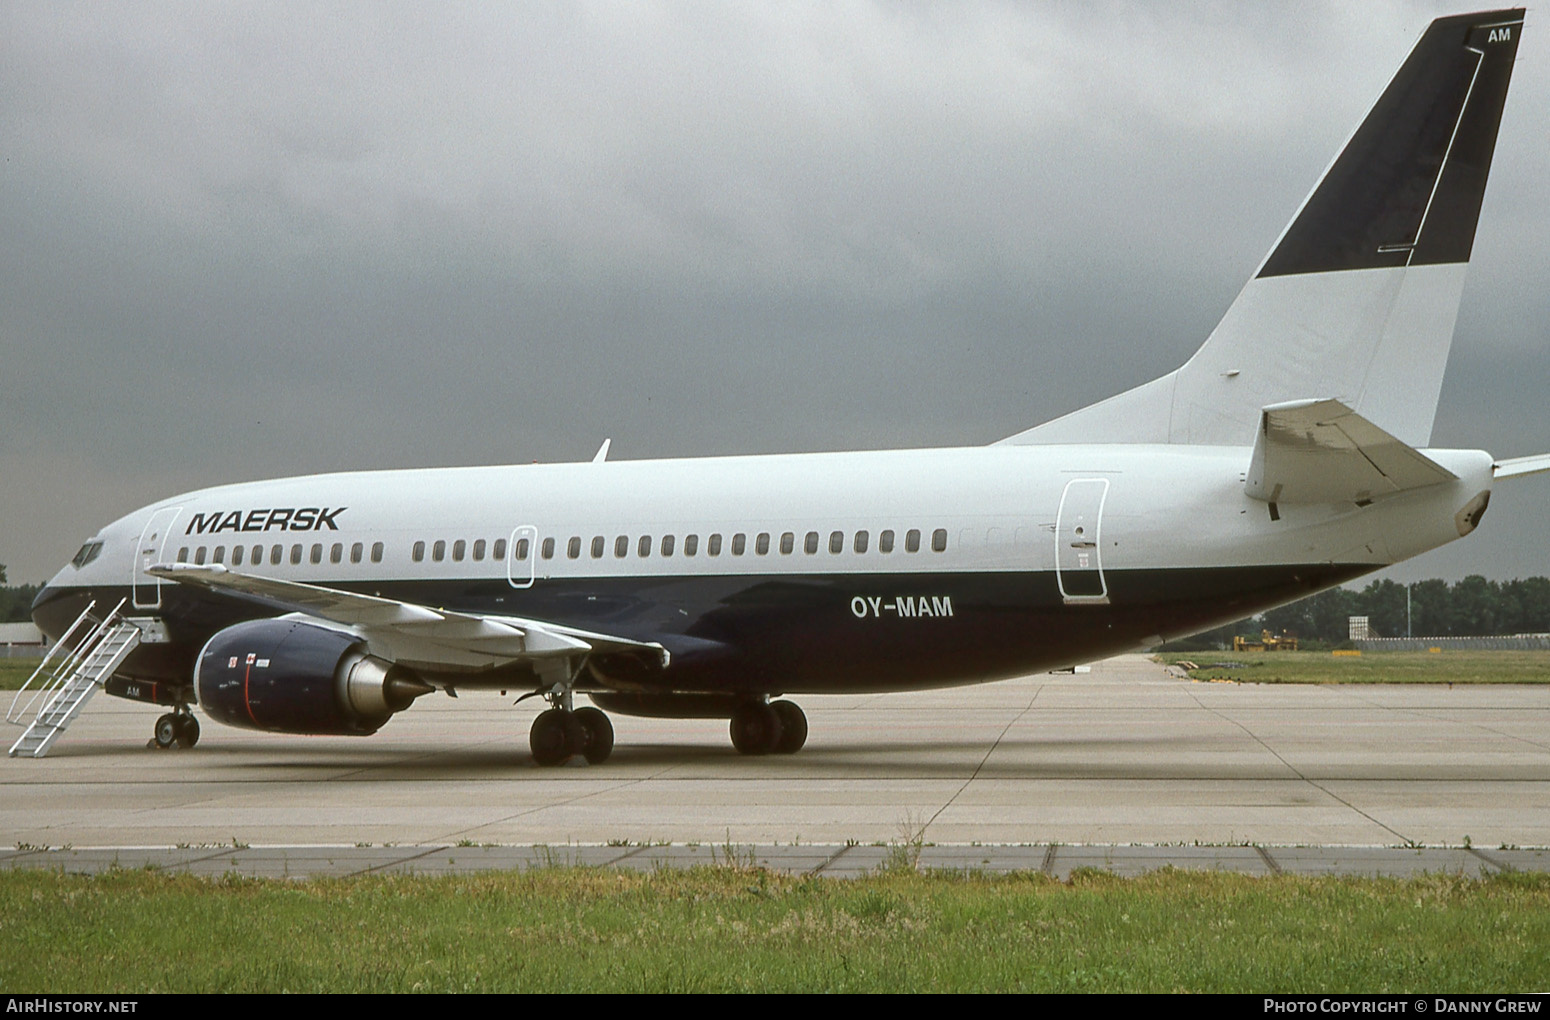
[1002,9,1524,450]
[21,9,1550,765]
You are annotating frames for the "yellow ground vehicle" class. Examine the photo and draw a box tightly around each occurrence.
[1233,630,1299,652]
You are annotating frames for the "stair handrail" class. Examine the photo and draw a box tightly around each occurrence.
[5,599,125,726]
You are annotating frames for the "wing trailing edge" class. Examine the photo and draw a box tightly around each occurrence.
[146,563,669,669]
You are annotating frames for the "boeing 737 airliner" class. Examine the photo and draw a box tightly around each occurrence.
[16,9,1550,764]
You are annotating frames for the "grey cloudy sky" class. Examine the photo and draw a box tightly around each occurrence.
[2,1,1546,586]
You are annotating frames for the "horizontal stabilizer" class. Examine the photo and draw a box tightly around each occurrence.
[1495,453,1550,480]
[1246,399,1456,504]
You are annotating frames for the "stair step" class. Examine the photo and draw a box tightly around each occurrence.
[8,611,143,759]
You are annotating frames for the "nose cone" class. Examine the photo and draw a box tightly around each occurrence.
[30,583,85,644]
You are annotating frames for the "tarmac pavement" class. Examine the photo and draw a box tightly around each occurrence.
[4,653,1547,878]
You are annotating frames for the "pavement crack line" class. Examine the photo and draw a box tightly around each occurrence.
[1184,689,1415,845]
[922,685,1043,838]
[354,844,447,877]
[436,761,685,844]
[1324,686,1550,755]
[810,843,854,876]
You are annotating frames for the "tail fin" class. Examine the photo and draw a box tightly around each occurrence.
[1000,9,1524,449]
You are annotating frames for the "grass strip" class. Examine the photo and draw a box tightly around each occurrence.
[0,657,44,691]
[1,866,1547,992]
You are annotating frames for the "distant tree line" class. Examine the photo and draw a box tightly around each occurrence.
[1,563,42,623]
[0,586,40,624]
[1156,576,1550,652]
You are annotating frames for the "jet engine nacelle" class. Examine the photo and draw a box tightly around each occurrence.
[194,619,430,736]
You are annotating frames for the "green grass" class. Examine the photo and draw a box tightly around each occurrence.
[0,866,1546,992]
[0,657,44,691]
[1158,649,1550,685]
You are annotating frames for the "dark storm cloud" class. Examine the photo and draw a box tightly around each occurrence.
[2,1,1546,584]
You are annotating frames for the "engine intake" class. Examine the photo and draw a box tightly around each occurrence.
[194,619,431,735]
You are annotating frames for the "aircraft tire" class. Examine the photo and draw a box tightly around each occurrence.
[730,702,782,756]
[770,701,807,754]
[174,714,200,749]
[574,706,614,765]
[153,713,178,750]
[531,709,583,766]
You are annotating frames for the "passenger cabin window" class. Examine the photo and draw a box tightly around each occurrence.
[177,547,189,563]
[251,544,262,565]
[638,536,651,557]
[854,530,868,554]
[432,540,445,562]
[290,544,303,565]
[879,530,894,554]
[212,546,225,565]
[350,542,363,564]
[452,539,466,562]
[310,543,322,564]
[732,533,746,555]
[615,535,629,558]
[707,534,722,556]
[332,542,344,564]
[541,538,555,560]
[660,535,675,557]
[472,539,486,561]
[231,545,243,566]
[567,537,581,559]
[756,533,770,555]
[493,538,507,560]
[829,531,843,554]
[684,534,698,556]
[933,528,948,552]
[194,547,207,565]
[371,542,384,563]
[591,536,605,558]
[271,544,283,566]
[906,529,921,553]
[412,541,426,562]
[781,532,795,555]
[801,532,816,554]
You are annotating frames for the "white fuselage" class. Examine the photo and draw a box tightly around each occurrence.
[36,442,1494,693]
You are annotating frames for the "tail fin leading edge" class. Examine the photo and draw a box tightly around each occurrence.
[1000,9,1524,449]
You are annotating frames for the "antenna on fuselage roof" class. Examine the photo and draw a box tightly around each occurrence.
[592,438,612,463]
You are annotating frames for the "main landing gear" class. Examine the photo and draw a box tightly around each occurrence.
[151,708,200,750]
[730,699,807,756]
[529,696,614,767]
[525,691,810,764]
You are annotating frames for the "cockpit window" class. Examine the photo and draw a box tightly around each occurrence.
[71,541,104,569]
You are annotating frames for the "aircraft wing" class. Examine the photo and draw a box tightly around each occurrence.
[146,563,669,673]
[1245,399,1457,505]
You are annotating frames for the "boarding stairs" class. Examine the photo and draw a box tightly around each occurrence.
[7,599,141,758]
